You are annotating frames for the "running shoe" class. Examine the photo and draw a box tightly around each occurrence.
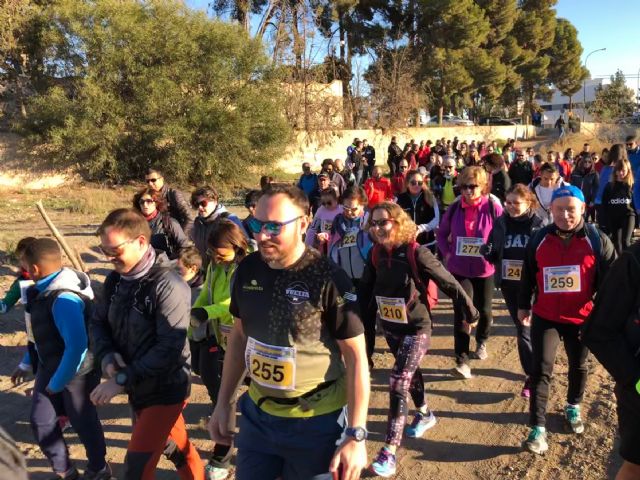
[205,463,230,480]
[48,467,79,480]
[83,464,115,480]
[369,446,396,478]
[474,343,488,360]
[452,362,473,379]
[520,377,531,398]
[565,404,584,434]
[405,410,437,438]
[523,426,548,455]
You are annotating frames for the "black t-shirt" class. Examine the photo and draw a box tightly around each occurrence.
[230,247,364,341]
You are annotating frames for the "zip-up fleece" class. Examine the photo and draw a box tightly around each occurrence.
[436,196,502,278]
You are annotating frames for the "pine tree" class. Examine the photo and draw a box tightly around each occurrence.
[546,18,587,109]
[589,70,636,122]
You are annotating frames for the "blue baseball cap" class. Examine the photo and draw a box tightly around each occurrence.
[551,185,585,203]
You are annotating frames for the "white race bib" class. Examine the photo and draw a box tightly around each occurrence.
[376,296,408,324]
[543,265,581,293]
[502,260,523,281]
[341,229,358,248]
[321,220,333,233]
[245,337,296,391]
[456,237,484,257]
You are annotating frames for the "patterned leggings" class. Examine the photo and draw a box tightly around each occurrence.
[383,331,431,446]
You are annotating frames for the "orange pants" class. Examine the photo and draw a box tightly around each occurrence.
[125,403,203,480]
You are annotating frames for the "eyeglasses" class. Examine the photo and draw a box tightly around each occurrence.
[139,198,155,205]
[461,184,479,191]
[195,199,209,208]
[145,177,161,184]
[343,205,360,213]
[247,216,302,236]
[98,238,136,257]
[409,180,423,186]
[370,219,394,229]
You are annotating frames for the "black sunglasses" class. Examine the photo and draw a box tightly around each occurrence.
[370,219,394,228]
[461,184,479,190]
[409,180,423,186]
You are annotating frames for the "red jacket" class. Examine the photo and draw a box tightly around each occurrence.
[364,177,393,207]
[391,173,406,196]
[519,224,615,325]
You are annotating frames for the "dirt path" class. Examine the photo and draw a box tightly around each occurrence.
[0,243,622,479]
[0,140,624,478]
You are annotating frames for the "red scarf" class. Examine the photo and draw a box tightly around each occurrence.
[144,210,159,222]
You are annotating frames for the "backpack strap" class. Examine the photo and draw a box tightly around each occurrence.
[406,242,426,293]
[584,223,602,260]
[371,243,381,270]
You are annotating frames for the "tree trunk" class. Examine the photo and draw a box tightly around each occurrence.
[339,17,352,129]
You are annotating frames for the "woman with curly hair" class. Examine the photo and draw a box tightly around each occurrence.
[359,202,478,477]
[133,188,189,259]
[437,166,503,378]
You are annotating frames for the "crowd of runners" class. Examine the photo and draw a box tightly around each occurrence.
[1,133,640,480]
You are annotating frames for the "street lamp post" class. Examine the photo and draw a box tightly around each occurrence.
[583,47,606,122]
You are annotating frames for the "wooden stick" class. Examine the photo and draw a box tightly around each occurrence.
[35,200,85,272]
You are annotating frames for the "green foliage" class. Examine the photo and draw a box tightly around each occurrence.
[17,0,290,184]
[589,70,636,122]
[547,18,587,100]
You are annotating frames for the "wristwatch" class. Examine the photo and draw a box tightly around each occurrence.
[115,370,128,387]
[345,426,368,442]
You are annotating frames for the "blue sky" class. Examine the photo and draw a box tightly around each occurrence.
[186,0,639,92]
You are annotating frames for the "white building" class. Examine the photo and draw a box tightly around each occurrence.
[537,78,603,127]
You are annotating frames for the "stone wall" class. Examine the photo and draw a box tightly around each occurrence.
[276,124,538,173]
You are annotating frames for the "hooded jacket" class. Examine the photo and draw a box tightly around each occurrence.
[28,268,94,392]
[191,204,246,267]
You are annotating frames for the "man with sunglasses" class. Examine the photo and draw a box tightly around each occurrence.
[431,158,459,212]
[208,185,370,480]
[144,168,193,236]
[509,149,534,186]
[391,160,409,197]
[90,209,203,480]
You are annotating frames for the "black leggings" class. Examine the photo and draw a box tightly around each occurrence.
[608,215,636,255]
[529,315,589,427]
[452,275,494,365]
[501,284,533,377]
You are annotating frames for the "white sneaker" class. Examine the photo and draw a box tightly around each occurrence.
[453,363,473,379]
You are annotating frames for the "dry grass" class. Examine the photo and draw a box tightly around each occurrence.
[543,127,640,156]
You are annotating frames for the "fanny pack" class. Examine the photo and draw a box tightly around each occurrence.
[256,379,336,412]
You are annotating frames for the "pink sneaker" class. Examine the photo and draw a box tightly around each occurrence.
[521,377,531,398]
